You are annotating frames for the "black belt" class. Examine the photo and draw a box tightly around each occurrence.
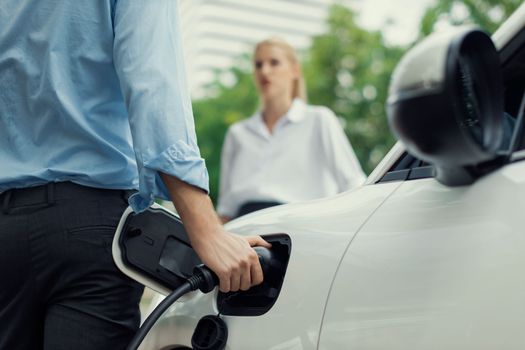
[1,182,133,214]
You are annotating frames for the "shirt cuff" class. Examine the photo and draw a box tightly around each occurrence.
[128,140,209,212]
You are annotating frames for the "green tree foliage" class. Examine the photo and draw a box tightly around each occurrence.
[192,0,522,204]
[303,5,404,174]
[419,0,522,37]
[192,61,257,202]
[193,5,404,203]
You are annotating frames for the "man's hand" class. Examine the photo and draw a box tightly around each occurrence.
[160,173,271,292]
[192,228,271,292]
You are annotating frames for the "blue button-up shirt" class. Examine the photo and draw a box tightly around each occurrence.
[0,0,209,212]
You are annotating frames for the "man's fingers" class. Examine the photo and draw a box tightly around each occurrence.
[229,265,241,291]
[219,253,262,292]
[218,269,231,293]
[208,234,269,293]
[240,272,251,291]
[246,235,272,248]
[250,256,264,286]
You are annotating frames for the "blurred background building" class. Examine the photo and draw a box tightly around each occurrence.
[178,0,353,97]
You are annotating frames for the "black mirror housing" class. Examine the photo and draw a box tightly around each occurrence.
[387,27,504,186]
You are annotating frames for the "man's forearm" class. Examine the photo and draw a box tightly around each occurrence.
[159,172,220,246]
[159,172,270,292]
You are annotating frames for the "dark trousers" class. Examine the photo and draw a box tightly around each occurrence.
[0,182,144,350]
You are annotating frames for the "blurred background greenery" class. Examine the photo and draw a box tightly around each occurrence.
[191,0,522,204]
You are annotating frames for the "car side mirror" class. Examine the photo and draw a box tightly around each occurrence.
[387,27,504,186]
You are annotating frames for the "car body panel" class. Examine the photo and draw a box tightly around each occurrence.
[319,159,525,349]
[140,181,402,350]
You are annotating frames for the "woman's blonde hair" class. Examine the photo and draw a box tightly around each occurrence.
[253,37,307,102]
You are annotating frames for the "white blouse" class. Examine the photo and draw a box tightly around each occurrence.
[217,99,366,218]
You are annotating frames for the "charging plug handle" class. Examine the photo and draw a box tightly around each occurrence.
[193,246,274,293]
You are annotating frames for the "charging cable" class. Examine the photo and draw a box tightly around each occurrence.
[127,247,273,350]
[126,264,218,350]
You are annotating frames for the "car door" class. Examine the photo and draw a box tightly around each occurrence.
[318,153,525,350]
[318,7,525,348]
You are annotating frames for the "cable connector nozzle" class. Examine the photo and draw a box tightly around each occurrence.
[192,264,219,293]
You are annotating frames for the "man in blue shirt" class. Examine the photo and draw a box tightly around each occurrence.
[0,1,270,349]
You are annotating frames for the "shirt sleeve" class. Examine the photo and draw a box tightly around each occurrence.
[112,0,209,212]
[320,108,367,192]
[216,127,237,218]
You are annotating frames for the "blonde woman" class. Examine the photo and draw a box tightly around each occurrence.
[218,37,366,223]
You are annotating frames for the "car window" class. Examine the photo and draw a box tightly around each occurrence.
[501,19,525,155]
[377,152,433,183]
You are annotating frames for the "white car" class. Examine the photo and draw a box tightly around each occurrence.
[136,3,525,349]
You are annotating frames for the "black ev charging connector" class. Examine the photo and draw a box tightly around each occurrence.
[113,206,290,350]
[126,247,274,350]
